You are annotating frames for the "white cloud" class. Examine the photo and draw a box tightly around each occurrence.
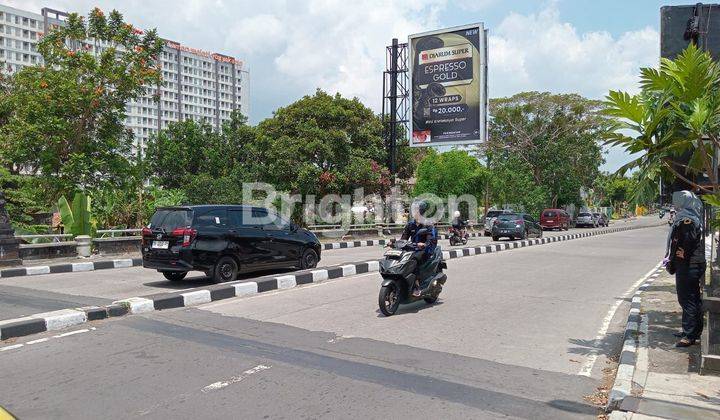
[488,6,659,99]
[225,14,285,55]
[4,0,659,125]
[222,0,447,110]
[455,0,498,12]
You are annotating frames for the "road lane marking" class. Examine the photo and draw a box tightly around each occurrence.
[0,344,23,352]
[201,364,271,393]
[53,328,90,338]
[578,261,662,377]
[1,327,96,354]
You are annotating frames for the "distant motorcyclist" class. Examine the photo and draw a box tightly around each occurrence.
[451,210,466,230]
[397,200,438,296]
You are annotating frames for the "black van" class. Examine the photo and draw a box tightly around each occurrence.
[142,205,322,283]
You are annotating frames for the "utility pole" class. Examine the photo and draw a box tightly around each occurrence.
[381,38,409,223]
[389,38,398,176]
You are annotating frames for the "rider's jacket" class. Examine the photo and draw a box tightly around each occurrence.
[400,219,438,255]
[451,217,466,230]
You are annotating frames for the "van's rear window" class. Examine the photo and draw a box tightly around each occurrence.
[149,209,192,231]
[543,211,556,217]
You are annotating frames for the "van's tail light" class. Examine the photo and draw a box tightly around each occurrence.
[141,227,152,246]
[172,227,197,247]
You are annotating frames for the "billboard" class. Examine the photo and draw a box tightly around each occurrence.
[409,23,488,147]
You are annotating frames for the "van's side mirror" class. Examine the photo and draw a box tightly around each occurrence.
[290,222,298,232]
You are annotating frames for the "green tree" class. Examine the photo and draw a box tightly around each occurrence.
[489,92,608,209]
[604,44,720,202]
[414,149,487,198]
[489,154,551,216]
[595,173,625,207]
[254,90,406,195]
[147,119,216,190]
[0,8,163,199]
[145,111,257,204]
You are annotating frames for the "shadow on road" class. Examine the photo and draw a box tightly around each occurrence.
[374,300,445,317]
[142,267,299,289]
[567,330,625,357]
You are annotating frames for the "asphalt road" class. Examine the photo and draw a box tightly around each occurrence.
[0,218,656,321]
[0,224,667,419]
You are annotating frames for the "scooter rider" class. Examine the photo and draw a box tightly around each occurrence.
[451,210,466,230]
[398,200,438,297]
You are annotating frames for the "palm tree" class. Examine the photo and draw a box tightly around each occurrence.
[604,44,720,204]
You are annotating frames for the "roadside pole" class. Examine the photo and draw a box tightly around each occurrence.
[381,38,409,224]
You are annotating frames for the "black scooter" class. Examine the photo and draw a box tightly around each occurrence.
[378,234,447,316]
[448,225,469,246]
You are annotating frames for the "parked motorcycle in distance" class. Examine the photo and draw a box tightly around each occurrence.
[378,233,447,316]
[448,225,469,246]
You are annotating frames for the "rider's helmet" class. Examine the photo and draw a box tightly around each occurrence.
[453,210,461,218]
[412,200,430,219]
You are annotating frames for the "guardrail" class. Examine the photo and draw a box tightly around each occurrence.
[96,229,143,238]
[17,222,472,241]
[307,222,455,230]
[15,234,74,243]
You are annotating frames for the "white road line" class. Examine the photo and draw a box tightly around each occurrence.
[1,327,96,354]
[0,344,23,352]
[53,328,90,338]
[578,261,662,377]
[201,364,271,393]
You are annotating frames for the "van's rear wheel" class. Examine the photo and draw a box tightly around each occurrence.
[379,284,400,316]
[300,248,319,269]
[162,271,187,282]
[212,256,238,283]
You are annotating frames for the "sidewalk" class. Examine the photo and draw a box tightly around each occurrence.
[611,271,720,419]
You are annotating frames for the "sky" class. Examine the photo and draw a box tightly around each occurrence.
[4,0,696,171]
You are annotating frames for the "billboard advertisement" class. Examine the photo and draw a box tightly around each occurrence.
[409,23,487,147]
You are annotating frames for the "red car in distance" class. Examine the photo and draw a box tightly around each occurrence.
[540,209,570,231]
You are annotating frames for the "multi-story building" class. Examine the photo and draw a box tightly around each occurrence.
[0,4,249,156]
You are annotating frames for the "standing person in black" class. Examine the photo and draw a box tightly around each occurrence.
[666,190,705,347]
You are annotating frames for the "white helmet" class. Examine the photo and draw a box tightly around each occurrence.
[453,210,461,218]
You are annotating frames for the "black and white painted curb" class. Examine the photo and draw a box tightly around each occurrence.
[0,234,486,280]
[606,263,664,412]
[320,232,484,250]
[0,223,662,342]
[0,258,143,279]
